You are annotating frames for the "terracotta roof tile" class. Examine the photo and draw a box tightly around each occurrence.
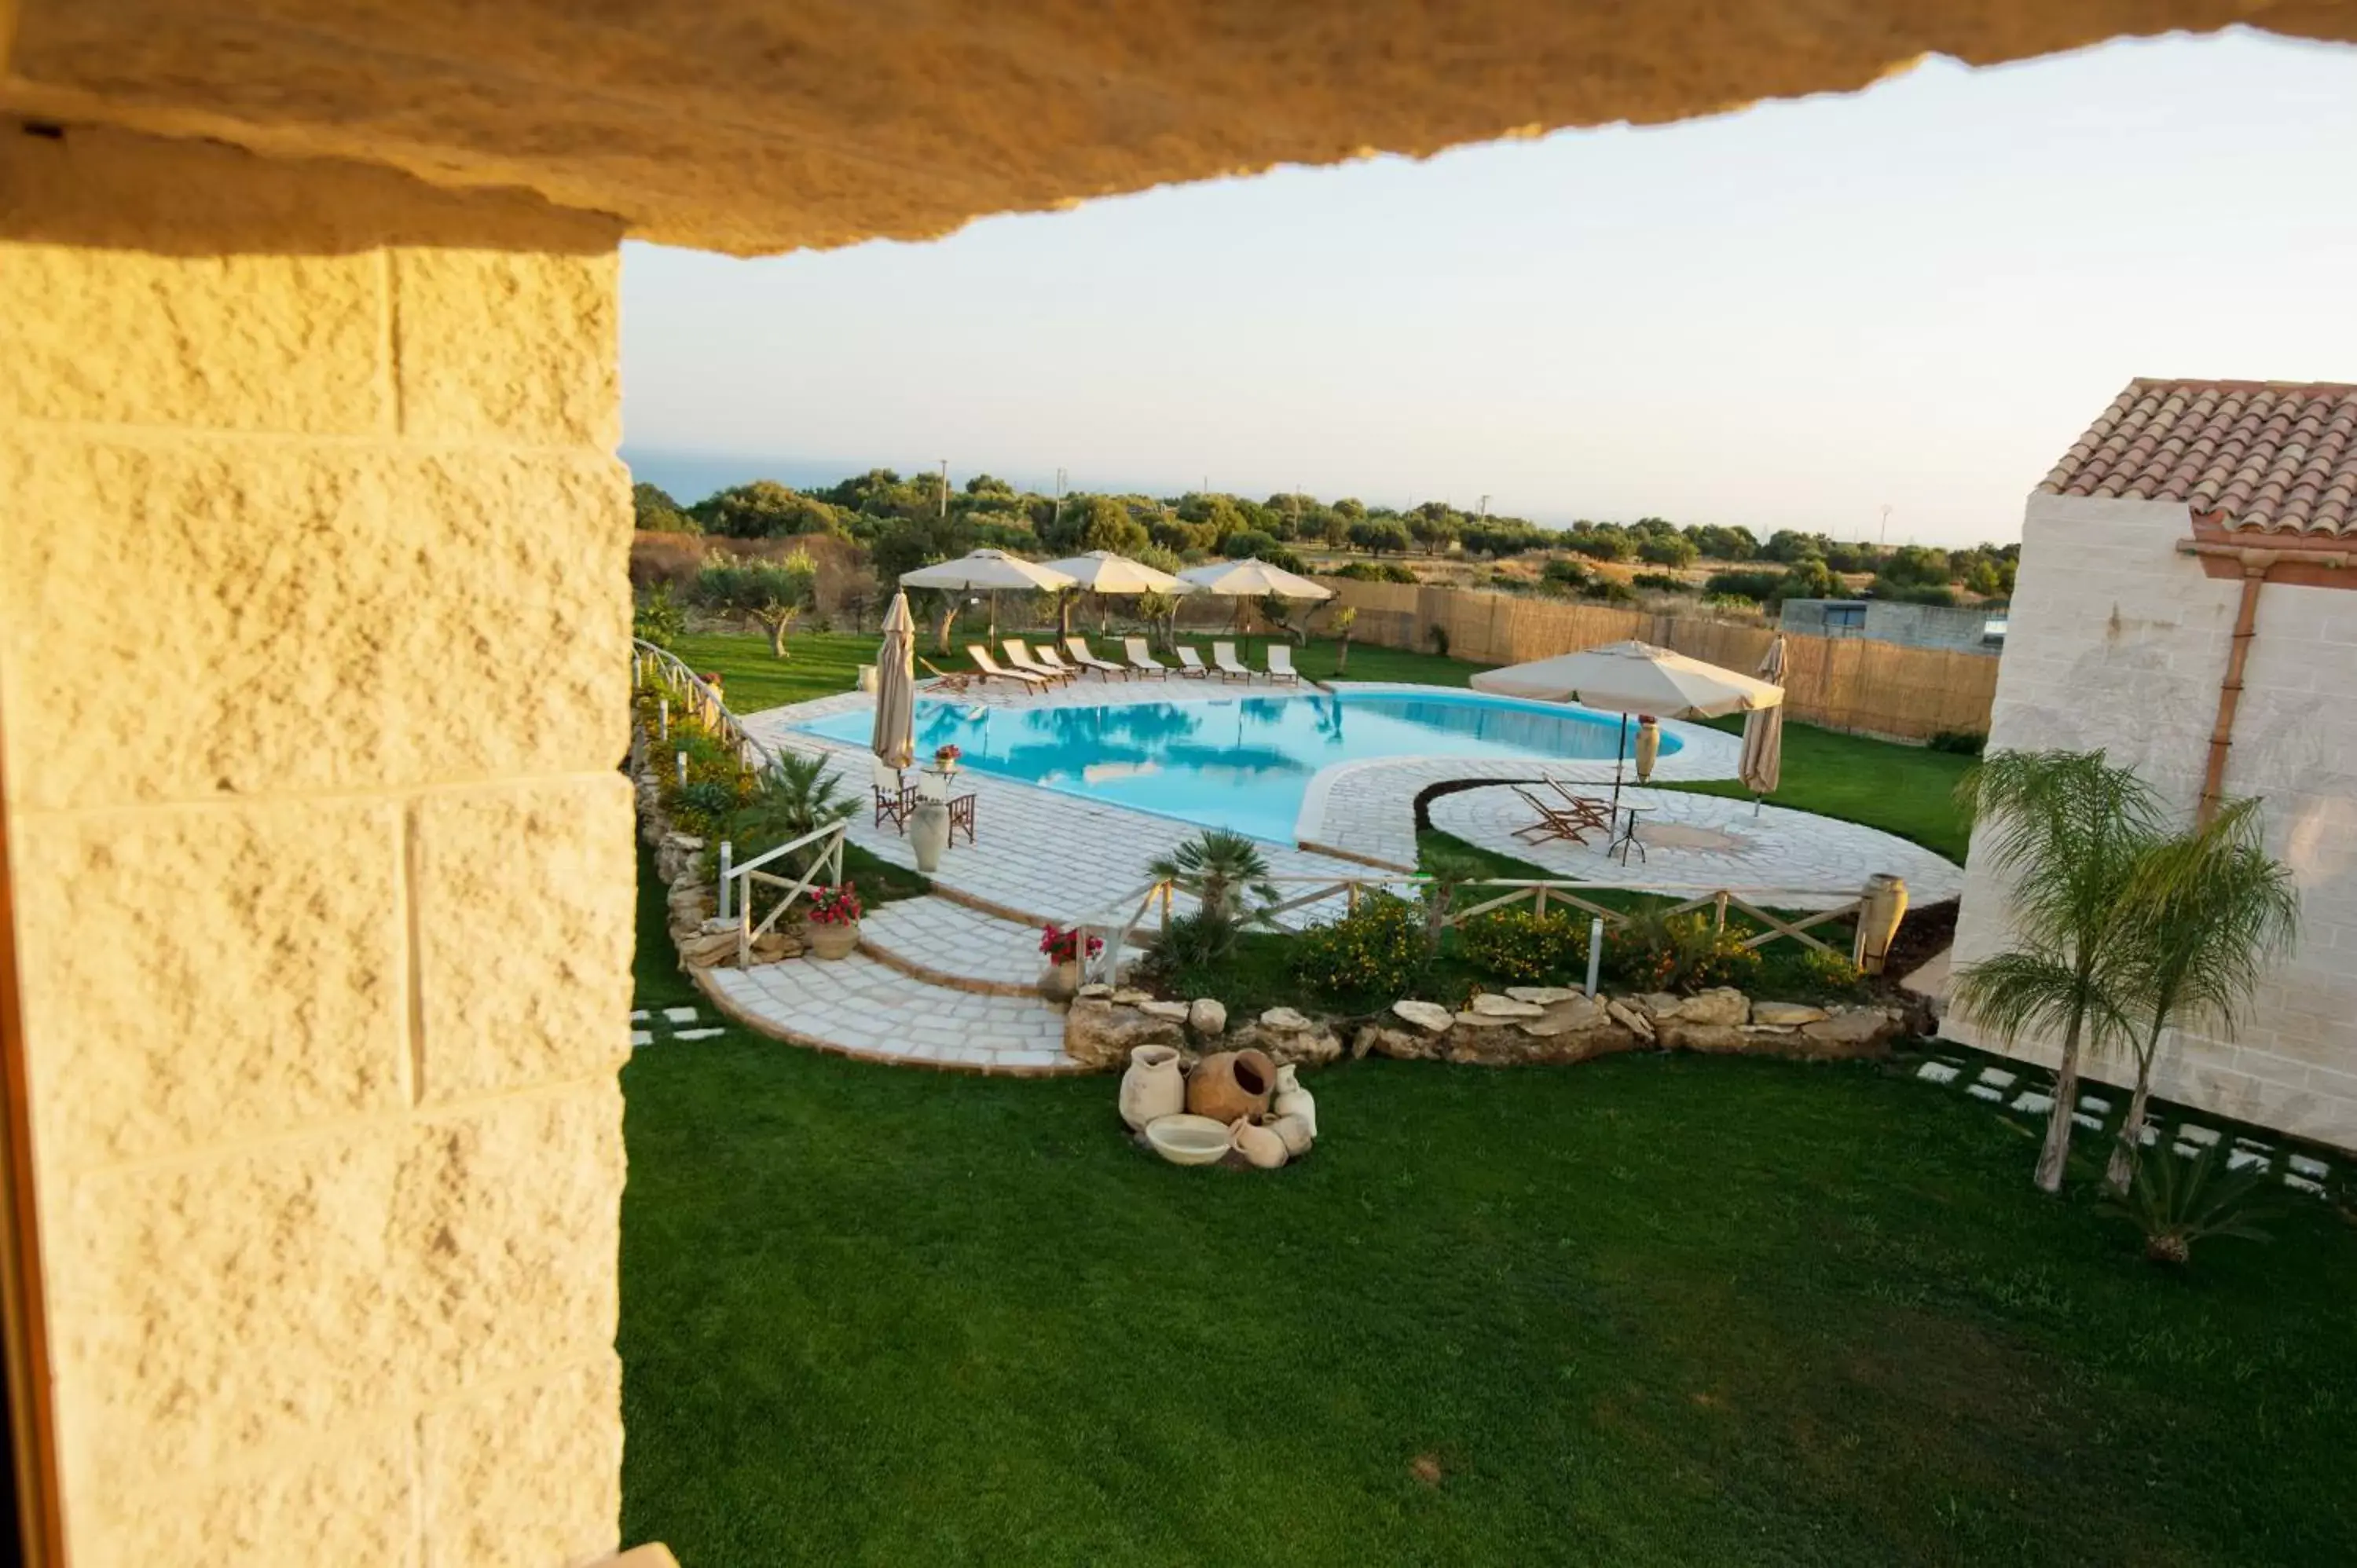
[2041,379,2357,534]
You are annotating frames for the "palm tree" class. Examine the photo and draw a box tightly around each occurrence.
[2106,797,2300,1194]
[735,751,856,875]
[1951,750,2164,1192]
[1148,828,1278,922]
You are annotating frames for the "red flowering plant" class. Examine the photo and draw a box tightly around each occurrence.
[934,743,963,767]
[806,883,863,926]
[1038,922,1104,965]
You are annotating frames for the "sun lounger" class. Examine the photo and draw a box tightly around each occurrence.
[1174,646,1211,680]
[1065,636,1128,679]
[966,644,1047,690]
[918,657,977,694]
[1032,643,1082,680]
[1211,641,1255,682]
[1510,783,1603,847]
[1121,637,1171,678]
[1003,639,1073,685]
[1264,644,1301,685]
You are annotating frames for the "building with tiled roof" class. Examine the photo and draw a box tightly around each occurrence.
[1951,376,2357,1156]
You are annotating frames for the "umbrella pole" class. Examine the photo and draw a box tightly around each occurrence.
[1611,712,1629,818]
[988,590,998,644]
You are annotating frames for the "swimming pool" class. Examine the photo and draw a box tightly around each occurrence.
[797,688,1681,844]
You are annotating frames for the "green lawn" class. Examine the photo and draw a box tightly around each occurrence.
[621,849,2357,1566]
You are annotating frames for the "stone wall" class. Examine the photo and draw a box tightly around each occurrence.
[1948,493,2357,1152]
[1780,598,2003,659]
[0,123,634,1565]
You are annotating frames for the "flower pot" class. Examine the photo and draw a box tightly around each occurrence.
[1186,1048,1274,1124]
[1230,1117,1289,1170]
[1040,958,1083,1003]
[808,920,860,961]
[1119,1045,1185,1131]
[910,798,951,873]
[1270,1063,1317,1139]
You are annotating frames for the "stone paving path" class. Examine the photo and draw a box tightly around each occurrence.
[858,896,1054,995]
[702,951,1081,1073]
[1428,785,1964,910]
[1912,1050,2341,1199]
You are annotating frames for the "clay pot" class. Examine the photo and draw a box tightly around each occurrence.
[1270,1064,1317,1140]
[1230,1117,1289,1169]
[1267,1112,1314,1157]
[1186,1049,1274,1123]
[1040,959,1083,1003]
[1119,1046,1186,1131]
[808,921,859,961]
[1635,716,1660,782]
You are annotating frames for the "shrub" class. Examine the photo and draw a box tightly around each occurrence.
[1541,556,1592,593]
[1637,535,1699,569]
[1632,571,1692,593]
[1928,729,1988,756]
[1611,910,1759,994]
[1702,568,1786,604]
[632,583,686,649]
[691,551,818,614]
[1292,892,1429,1000]
[2104,1143,2277,1266]
[1794,946,1868,999]
[1426,624,1451,658]
[1456,907,1594,986]
[675,779,742,821]
[1583,578,1637,604]
[1147,907,1241,974]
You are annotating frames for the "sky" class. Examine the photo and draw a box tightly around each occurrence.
[619,30,2357,548]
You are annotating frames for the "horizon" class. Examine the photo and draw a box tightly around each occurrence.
[621,29,2357,549]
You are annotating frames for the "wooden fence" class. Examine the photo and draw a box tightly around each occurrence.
[1311,579,1998,742]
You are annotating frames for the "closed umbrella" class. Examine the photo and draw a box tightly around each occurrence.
[871,590,917,772]
[1737,635,1787,812]
[897,548,1078,642]
[1470,639,1784,814]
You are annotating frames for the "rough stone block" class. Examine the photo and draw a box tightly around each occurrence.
[423,1354,623,1568]
[396,247,620,445]
[412,776,635,1102]
[394,1084,625,1394]
[12,800,405,1163]
[75,1421,415,1568]
[0,437,630,808]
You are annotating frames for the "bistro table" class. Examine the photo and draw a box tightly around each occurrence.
[920,766,978,847]
[1608,802,1651,866]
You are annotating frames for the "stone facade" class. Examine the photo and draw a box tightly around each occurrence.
[1779,598,2005,658]
[1,125,632,1564]
[1948,493,2357,1152]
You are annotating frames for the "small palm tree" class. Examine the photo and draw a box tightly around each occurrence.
[1950,749,2163,1193]
[2106,797,2300,1194]
[1149,829,1278,923]
[2105,1141,2278,1266]
[734,752,856,874]
[1329,605,1358,675]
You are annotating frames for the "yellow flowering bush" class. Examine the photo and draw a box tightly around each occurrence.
[1292,892,1428,1002]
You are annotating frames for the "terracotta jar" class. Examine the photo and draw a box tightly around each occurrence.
[1270,1063,1317,1139]
[1118,1046,1185,1132]
[1267,1113,1314,1157]
[1186,1049,1274,1123]
[1230,1117,1289,1170]
[808,920,859,961]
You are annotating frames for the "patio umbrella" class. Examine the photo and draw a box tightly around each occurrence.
[1176,556,1332,633]
[1737,634,1787,812]
[871,589,917,772]
[1039,549,1189,636]
[1470,639,1784,812]
[897,548,1077,641]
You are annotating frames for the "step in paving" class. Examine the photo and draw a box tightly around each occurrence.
[859,896,1051,995]
[701,951,1082,1073]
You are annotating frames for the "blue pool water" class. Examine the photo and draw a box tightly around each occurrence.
[799,689,1678,844]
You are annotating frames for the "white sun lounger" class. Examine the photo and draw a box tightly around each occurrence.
[1211,641,1255,682]
[1031,643,1083,680]
[1265,644,1301,684]
[1122,637,1170,678]
[1174,647,1211,680]
[966,644,1047,690]
[1003,639,1073,685]
[1065,636,1128,679]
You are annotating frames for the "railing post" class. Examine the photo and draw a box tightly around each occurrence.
[658,698,669,741]
[1159,883,1172,934]
[717,841,733,922]
[1585,917,1604,998]
[676,750,688,789]
[1713,891,1728,932]
[1534,885,1549,917]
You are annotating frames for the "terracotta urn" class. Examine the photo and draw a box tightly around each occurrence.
[1119,1046,1185,1131]
[808,920,859,961]
[1635,716,1660,782]
[1040,958,1083,1002]
[1186,1048,1274,1123]
[1230,1117,1289,1170]
[1270,1063,1317,1139]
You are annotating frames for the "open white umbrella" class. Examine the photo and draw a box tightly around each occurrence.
[1737,634,1787,811]
[897,548,1077,641]
[1471,639,1784,812]
[1040,549,1187,595]
[871,590,917,771]
[1176,558,1332,601]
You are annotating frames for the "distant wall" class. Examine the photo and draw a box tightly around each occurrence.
[1311,579,1999,742]
[1780,598,2002,656]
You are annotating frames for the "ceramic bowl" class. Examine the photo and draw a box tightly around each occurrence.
[1143,1114,1233,1167]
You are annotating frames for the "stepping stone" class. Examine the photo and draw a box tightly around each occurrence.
[2172,1142,2203,1160]
[2072,1112,2103,1131]
[2078,1094,2111,1113]
[676,1028,723,1041]
[1967,1084,2003,1103]
[2226,1149,2270,1173]
[2138,1125,2160,1146]
[2011,1092,2055,1115]
[2289,1154,2330,1180]
[1978,1068,2017,1089]
[662,1006,699,1024]
[1915,1062,1959,1085]
[2178,1124,2220,1147]
[2233,1135,2273,1152]
[629,1009,649,1023]
[630,1030,652,1046]
[2286,1174,2327,1196]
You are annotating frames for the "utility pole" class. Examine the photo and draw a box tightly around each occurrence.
[1479,494,1491,520]
[938,458,950,518]
[1879,504,1892,548]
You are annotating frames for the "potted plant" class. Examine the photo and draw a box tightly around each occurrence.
[1038,922,1102,1001]
[933,742,963,776]
[805,882,863,961]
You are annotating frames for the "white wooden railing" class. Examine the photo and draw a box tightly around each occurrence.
[725,819,851,968]
[632,637,775,774]
[1066,873,1896,989]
